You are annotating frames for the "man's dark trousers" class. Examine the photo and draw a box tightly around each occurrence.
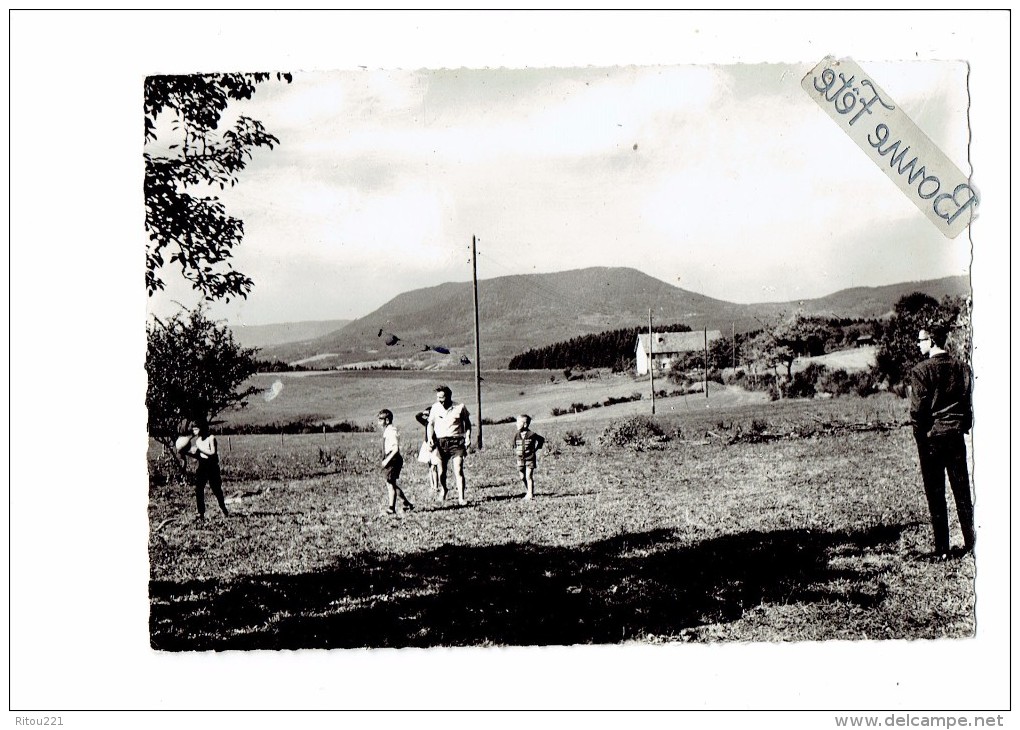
[915,431,975,554]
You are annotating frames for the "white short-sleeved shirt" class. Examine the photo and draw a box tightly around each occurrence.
[428,402,469,438]
[194,435,217,458]
[382,424,400,455]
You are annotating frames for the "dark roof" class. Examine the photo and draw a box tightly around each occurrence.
[637,331,723,354]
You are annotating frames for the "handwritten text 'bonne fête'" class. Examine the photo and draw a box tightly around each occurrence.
[810,64,978,230]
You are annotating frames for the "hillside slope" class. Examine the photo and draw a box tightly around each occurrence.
[260,268,970,368]
[231,319,351,350]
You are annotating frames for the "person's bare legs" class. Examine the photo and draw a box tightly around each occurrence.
[436,457,449,501]
[451,454,466,504]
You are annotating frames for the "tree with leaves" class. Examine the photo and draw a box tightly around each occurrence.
[875,293,969,390]
[146,306,261,456]
[144,72,292,301]
[733,314,837,399]
[746,313,830,384]
[708,333,742,371]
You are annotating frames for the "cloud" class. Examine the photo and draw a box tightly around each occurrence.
[148,61,971,324]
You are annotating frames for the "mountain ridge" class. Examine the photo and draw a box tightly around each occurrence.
[230,319,351,350]
[258,267,970,367]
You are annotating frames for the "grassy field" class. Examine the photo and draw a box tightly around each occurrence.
[794,344,877,373]
[220,368,760,431]
[148,385,975,650]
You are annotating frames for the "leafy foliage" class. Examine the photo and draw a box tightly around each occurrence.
[219,419,374,435]
[598,416,668,449]
[144,72,292,301]
[787,362,824,399]
[747,314,836,382]
[146,307,261,449]
[875,293,969,390]
[253,358,309,373]
[562,430,586,447]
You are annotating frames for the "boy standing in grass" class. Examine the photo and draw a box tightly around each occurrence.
[512,414,545,501]
[378,409,413,516]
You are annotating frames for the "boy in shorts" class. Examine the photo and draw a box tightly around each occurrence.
[378,409,413,516]
[512,414,545,501]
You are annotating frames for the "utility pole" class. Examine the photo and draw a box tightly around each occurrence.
[471,235,483,449]
[648,309,655,415]
[731,322,736,371]
[704,326,709,399]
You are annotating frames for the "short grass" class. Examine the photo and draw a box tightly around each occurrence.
[223,368,726,431]
[149,392,975,650]
[792,345,877,374]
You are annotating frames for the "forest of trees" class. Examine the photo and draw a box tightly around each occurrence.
[508,317,884,372]
[508,323,693,370]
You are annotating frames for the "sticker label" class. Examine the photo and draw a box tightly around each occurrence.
[802,56,978,239]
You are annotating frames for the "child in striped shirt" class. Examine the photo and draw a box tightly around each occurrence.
[512,414,545,501]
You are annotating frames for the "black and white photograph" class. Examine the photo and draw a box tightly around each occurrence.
[8,9,1012,725]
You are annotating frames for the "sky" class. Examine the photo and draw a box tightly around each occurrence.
[146,59,973,326]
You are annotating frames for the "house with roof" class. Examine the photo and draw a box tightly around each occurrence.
[635,330,723,375]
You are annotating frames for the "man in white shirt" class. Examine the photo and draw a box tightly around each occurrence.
[426,385,472,505]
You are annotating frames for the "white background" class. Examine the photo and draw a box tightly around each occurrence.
[6,9,1012,728]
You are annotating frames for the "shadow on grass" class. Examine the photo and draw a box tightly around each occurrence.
[481,491,595,503]
[150,523,906,651]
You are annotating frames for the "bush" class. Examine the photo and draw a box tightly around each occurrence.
[787,363,826,398]
[603,393,642,407]
[148,449,185,488]
[219,419,373,435]
[481,415,517,425]
[563,431,586,447]
[741,371,781,396]
[724,369,747,386]
[848,369,878,397]
[814,367,878,398]
[819,367,851,396]
[598,416,668,449]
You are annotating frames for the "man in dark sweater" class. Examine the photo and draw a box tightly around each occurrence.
[909,324,975,559]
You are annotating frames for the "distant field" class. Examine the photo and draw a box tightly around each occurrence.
[223,368,731,430]
[149,392,976,649]
[228,350,876,433]
[793,345,877,373]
